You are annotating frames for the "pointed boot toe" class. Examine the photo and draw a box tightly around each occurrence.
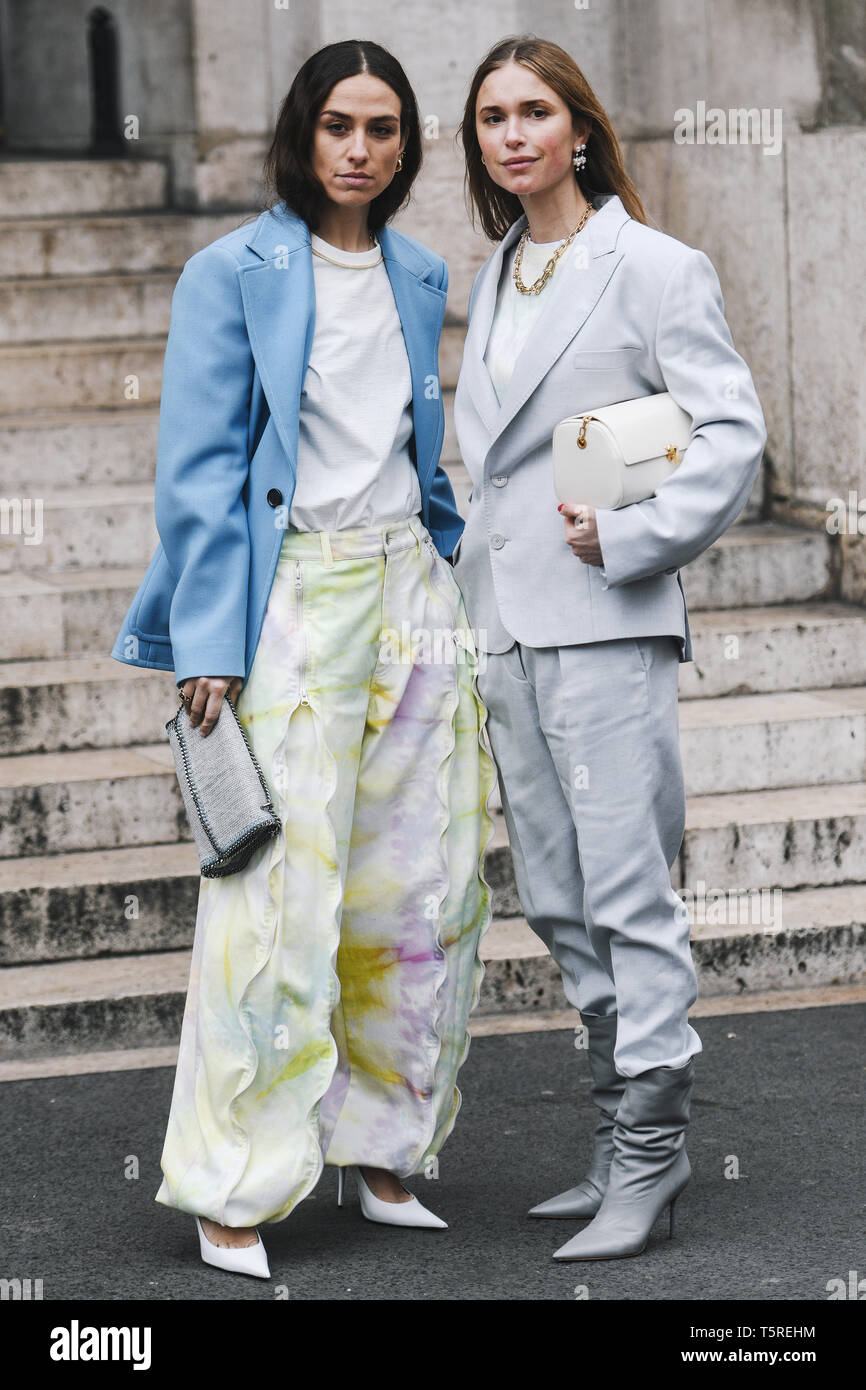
[552,1177,686,1261]
[528,1177,606,1220]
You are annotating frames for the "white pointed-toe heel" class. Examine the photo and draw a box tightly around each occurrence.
[194,1215,271,1279]
[337,1165,447,1229]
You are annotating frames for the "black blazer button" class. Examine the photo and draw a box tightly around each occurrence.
[267,488,283,507]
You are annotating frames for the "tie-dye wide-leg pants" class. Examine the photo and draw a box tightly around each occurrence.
[155,514,497,1227]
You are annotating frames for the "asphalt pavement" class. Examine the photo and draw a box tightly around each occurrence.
[1,1002,863,1302]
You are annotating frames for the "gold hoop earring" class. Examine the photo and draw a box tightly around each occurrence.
[481,157,486,166]
[395,153,404,171]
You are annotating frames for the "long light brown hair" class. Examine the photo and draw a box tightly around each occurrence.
[458,34,648,241]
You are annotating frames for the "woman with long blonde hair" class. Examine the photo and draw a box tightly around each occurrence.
[452,34,766,1262]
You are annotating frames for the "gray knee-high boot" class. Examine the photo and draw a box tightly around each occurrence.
[529,1012,625,1220]
[552,1056,695,1260]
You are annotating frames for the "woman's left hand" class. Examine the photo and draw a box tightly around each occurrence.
[558,501,604,566]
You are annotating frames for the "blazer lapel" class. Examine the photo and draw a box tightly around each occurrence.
[461,218,523,436]
[237,205,314,475]
[235,203,446,496]
[465,193,631,445]
[377,223,447,494]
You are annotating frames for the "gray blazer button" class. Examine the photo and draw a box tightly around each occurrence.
[492,475,508,487]
[490,533,506,549]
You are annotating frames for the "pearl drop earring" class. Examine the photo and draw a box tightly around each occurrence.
[573,143,587,171]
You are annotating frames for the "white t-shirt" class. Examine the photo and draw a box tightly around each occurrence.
[484,234,573,403]
[289,232,422,531]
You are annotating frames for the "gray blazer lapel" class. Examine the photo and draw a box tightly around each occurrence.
[465,194,632,445]
[461,217,525,436]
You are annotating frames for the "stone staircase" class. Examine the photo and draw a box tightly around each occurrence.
[1,159,864,1067]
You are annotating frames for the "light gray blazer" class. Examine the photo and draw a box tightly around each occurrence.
[451,192,768,661]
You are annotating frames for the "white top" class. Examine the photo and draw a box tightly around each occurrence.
[484,233,573,403]
[290,232,422,531]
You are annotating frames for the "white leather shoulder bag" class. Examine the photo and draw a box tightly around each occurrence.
[553,391,692,510]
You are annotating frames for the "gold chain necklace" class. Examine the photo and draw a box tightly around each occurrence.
[311,230,382,269]
[512,203,595,295]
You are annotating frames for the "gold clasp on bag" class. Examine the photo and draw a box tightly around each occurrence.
[665,444,680,462]
[577,414,592,449]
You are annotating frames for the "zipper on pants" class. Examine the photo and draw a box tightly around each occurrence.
[295,560,310,707]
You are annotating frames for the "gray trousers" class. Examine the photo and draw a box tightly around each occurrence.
[476,635,702,1077]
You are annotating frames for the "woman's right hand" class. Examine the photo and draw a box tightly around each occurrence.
[177,676,244,736]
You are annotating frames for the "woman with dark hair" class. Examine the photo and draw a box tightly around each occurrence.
[111,39,495,1278]
[452,35,766,1262]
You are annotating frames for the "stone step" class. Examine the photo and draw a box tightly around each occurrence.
[0,483,158,573]
[679,686,866,796]
[2,887,863,1060]
[0,949,188,1060]
[0,211,245,279]
[679,600,866,697]
[0,159,169,219]
[681,522,832,610]
[0,271,177,344]
[0,337,165,414]
[0,657,169,756]
[0,842,199,965]
[0,742,186,860]
[0,566,146,663]
[0,407,159,491]
[680,782,866,891]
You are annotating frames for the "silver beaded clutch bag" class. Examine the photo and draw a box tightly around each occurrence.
[165,693,281,878]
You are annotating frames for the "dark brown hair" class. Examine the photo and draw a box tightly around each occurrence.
[458,34,648,240]
[262,39,423,232]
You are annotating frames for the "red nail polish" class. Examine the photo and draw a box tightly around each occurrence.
[557,503,563,512]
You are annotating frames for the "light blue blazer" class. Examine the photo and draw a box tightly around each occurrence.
[110,202,461,688]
